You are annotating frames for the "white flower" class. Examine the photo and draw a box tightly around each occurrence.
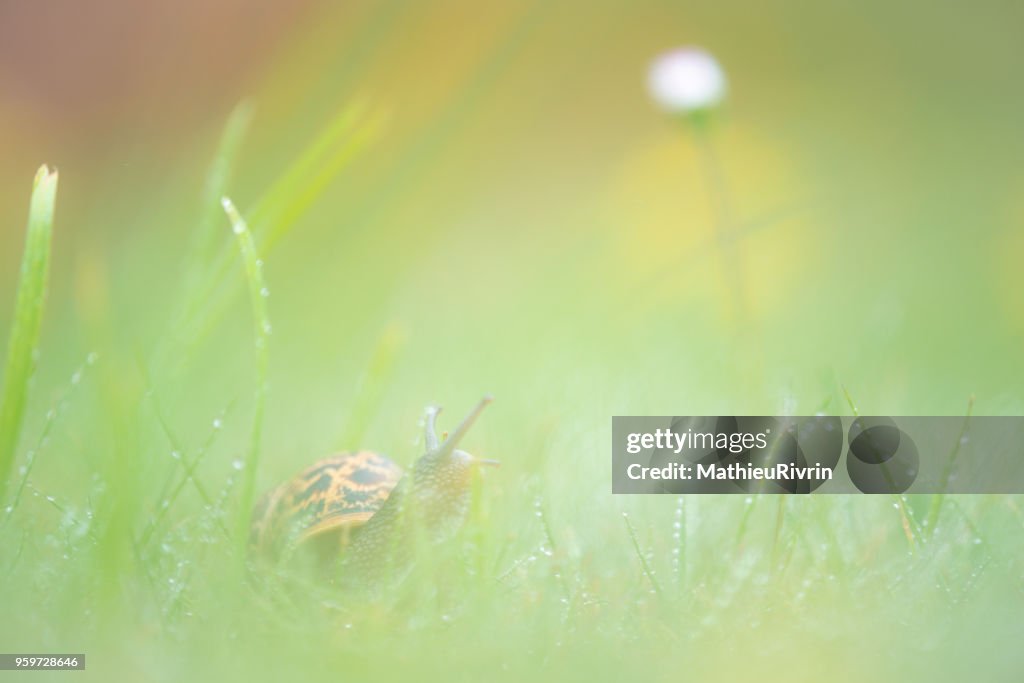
[647,48,727,114]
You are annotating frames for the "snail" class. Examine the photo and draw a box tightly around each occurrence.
[249,396,495,583]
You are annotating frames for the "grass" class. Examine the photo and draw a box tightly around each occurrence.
[220,196,272,556]
[0,165,58,497]
[0,105,1022,683]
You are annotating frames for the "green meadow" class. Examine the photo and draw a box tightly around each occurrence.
[1,2,1022,681]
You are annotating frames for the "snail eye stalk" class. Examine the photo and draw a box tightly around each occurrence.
[436,396,493,457]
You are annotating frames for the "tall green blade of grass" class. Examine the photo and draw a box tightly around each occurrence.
[0,165,59,496]
[221,196,271,556]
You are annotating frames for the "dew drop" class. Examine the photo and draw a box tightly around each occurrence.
[213,418,223,430]
[232,459,245,471]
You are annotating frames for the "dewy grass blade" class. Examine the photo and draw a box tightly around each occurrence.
[623,511,664,600]
[221,197,271,555]
[0,165,59,496]
[3,353,92,526]
[841,384,920,551]
[925,395,975,536]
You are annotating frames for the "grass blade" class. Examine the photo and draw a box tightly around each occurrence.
[0,165,59,496]
[623,511,664,600]
[925,395,975,536]
[221,197,271,555]
[841,384,920,550]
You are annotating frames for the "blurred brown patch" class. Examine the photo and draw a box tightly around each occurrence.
[0,0,317,140]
